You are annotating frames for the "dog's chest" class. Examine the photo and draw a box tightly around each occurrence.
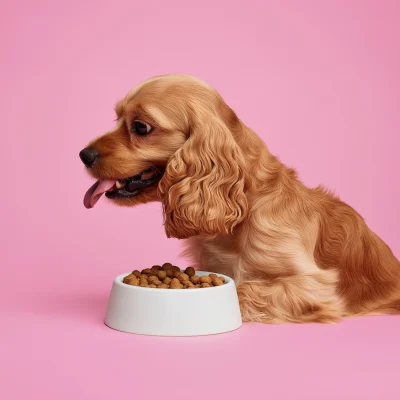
[190,235,240,278]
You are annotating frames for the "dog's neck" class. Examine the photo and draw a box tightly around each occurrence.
[234,121,304,197]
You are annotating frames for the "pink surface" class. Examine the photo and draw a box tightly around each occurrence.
[1,1,399,399]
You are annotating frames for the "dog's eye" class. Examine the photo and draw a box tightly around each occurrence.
[131,121,152,135]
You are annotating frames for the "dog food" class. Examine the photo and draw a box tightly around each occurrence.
[123,263,226,289]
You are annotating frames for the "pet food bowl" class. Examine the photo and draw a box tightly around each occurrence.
[104,271,242,336]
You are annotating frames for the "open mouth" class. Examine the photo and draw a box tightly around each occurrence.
[83,166,164,209]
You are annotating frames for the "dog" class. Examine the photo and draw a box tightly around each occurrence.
[79,74,400,323]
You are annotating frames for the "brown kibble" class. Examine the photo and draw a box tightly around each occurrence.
[151,267,160,275]
[200,276,212,284]
[129,280,140,287]
[125,264,224,289]
[142,268,152,275]
[177,273,190,283]
[123,273,134,281]
[170,282,184,289]
[159,283,170,289]
[157,270,167,280]
[171,278,180,286]
[185,267,195,277]
[148,276,162,286]
[124,275,139,286]
[139,277,148,285]
[172,265,181,274]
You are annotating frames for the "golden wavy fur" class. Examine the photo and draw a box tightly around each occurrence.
[82,74,400,323]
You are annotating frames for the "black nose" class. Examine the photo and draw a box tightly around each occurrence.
[79,147,99,168]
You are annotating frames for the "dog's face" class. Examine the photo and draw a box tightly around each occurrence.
[80,75,196,208]
[80,74,248,239]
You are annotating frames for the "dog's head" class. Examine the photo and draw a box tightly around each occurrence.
[80,74,248,239]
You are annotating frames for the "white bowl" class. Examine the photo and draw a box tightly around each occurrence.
[104,271,242,336]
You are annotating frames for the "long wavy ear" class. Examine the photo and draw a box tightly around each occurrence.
[159,112,248,239]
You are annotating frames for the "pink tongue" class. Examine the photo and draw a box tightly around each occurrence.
[83,180,116,209]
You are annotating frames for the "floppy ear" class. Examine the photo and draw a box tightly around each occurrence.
[158,113,248,239]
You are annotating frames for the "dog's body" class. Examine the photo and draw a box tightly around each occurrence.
[80,74,400,323]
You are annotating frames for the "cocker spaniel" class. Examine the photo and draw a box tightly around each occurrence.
[80,74,400,323]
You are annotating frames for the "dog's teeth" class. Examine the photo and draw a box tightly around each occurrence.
[116,180,126,189]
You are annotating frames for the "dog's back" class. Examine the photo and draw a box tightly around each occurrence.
[313,187,400,315]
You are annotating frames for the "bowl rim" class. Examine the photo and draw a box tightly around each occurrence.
[115,270,234,291]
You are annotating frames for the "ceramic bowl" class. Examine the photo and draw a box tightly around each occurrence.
[104,271,242,336]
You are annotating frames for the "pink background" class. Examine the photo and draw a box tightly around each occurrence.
[1,1,399,399]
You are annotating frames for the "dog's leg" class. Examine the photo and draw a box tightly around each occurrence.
[233,209,346,323]
[237,268,344,324]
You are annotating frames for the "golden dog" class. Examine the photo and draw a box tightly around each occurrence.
[80,74,400,323]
